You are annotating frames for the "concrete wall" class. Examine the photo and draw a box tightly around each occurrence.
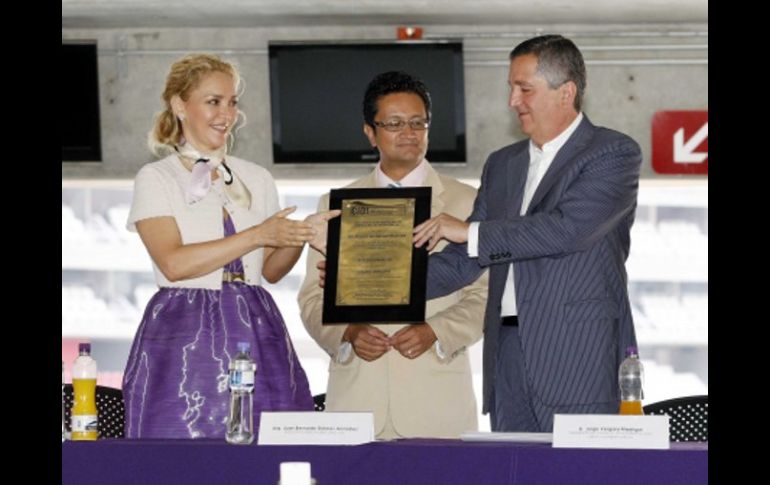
[61,23,707,180]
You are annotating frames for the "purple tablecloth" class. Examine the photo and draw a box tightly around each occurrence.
[62,438,707,484]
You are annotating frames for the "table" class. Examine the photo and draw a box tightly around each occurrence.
[62,438,707,484]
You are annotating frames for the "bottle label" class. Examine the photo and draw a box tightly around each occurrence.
[229,370,255,391]
[241,371,254,386]
[72,414,98,433]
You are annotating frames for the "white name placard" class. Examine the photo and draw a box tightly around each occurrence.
[258,412,374,445]
[553,414,670,449]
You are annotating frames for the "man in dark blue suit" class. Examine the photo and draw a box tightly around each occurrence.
[413,34,642,432]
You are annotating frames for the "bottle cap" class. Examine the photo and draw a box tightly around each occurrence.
[78,342,91,354]
[625,345,638,356]
[237,341,250,353]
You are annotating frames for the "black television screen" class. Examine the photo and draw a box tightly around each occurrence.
[268,41,466,163]
[62,42,102,161]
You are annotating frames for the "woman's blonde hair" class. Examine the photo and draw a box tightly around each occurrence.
[148,53,245,156]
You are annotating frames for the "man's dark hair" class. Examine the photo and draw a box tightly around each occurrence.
[510,35,586,112]
[363,71,432,128]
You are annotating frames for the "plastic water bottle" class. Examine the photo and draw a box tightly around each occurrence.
[62,360,66,442]
[618,345,644,415]
[226,342,257,444]
[71,343,98,440]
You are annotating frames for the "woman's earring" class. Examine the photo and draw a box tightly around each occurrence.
[178,114,185,122]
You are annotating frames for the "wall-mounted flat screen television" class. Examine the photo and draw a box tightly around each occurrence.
[62,42,102,161]
[268,40,466,163]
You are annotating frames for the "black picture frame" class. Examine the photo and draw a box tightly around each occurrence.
[323,187,432,324]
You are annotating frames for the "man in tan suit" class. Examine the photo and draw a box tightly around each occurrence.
[298,71,487,439]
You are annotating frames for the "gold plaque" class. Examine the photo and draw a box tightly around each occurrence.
[337,198,415,306]
[323,187,431,324]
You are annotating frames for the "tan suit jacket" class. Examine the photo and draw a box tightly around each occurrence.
[298,164,488,438]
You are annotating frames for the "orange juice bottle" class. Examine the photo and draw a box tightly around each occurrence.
[618,345,644,415]
[71,343,98,440]
[619,399,643,415]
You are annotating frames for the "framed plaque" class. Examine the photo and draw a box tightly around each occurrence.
[322,187,432,324]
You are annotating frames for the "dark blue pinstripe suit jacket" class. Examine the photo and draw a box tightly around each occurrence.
[427,116,642,416]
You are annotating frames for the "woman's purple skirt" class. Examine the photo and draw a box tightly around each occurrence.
[122,284,313,439]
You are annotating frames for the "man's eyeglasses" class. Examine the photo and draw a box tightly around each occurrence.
[373,118,430,132]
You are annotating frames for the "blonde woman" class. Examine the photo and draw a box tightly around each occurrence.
[123,53,337,439]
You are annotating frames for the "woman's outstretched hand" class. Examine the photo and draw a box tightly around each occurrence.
[305,210,341,255]
[256,206,316,248]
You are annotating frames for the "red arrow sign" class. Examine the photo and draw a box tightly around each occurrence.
[652,111,708,175]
